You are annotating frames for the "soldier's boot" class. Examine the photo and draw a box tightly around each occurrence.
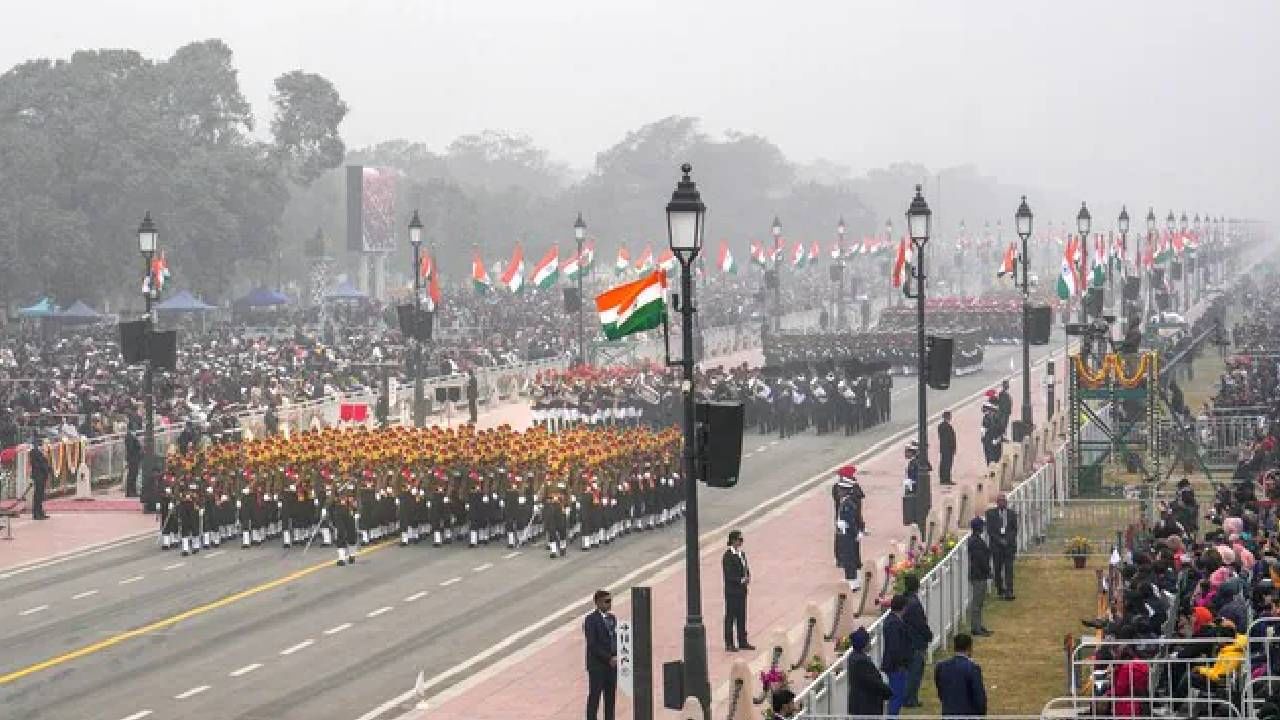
[200,531,210,548]
[252,528,262,545]
[321,527,333,546]
[161,533,172,550]
[581,532,591,551]
[401,529,410,547]
[181,536,191,557]
[242,530,251,548]
[507,531,516,548]
[559,540,569,557]
[469,529,479,548]
[433,530,443,547]
[849,577,862,592]
[477,527,487,545]
[360,530,370,545]
[444,528,453,545]
[192,535,201,553]
[282,529,292,548]
[336,546,348,567]
[549,540,559,559]
[346,545,357,564]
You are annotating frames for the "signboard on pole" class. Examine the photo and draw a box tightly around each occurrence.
[617,618,634,697]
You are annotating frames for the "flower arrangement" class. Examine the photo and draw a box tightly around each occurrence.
[1064,536,1092,556]
[834,634,852,654]
[804,655,826,676]
[759,666,787,694]
[880,534,959,602]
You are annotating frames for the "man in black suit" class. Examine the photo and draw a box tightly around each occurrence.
[124,429,142,498]
[937,410,957,486]
[583,589,618,720]
[934,633,987,717]
[29,432,50,520]
[984,494,1018,600]
[722,529,754,652]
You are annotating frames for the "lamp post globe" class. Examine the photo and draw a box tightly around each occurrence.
[770,216,782,241]
[666,163,710,718]
[1166,211,1176,235]
[1118,206,1130,236]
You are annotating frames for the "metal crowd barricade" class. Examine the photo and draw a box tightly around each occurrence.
[1246,617,1280,716]
[1070,637,1248,718]
[794,614,888,716]
[1156,413,1268,470]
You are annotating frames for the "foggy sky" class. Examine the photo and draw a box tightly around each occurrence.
[5,0,1277,225]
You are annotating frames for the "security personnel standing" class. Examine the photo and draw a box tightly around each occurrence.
[28,432,51,520]
[834,466,866,591]
[937,411,957,486]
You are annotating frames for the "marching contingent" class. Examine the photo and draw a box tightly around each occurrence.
[155,424,687,563]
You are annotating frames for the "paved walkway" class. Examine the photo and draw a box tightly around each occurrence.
[412,368,1055,720]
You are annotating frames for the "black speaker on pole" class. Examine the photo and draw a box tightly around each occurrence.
[764,269,778,290]
[695,401,744,488]
[396,304,416,337]
[1084,287,1104,317]
[926,335,953,390]
[1028,305,1052,345]
[119,320,148,364]
[149,330,178,370]
[562,287,581,313]
[1123,277,1141,301]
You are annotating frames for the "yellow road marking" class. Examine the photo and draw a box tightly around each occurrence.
[0,541,392,685]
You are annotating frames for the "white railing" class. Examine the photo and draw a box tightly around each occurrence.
[797,441,1069,717]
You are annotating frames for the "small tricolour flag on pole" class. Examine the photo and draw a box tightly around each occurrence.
[501,243,524,293]
[750,240,766,268]
[830,240,842,260]
[472,251,491,293]
[891,237,911,289]
[808,241,820,265]
[531,246,559,289]
[615,245,630,275]
[1090,234,1107,287]
[791,241,806,269]
[596,271,668,341]
[1056,235,1081,300]
[562,250,583,281]
[996,242,1016,278]
[634,244,653,273]
[657,249,677,273]
[717,241,736,274]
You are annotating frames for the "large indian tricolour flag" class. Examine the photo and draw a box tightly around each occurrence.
[717,241,736,274]
[596,271,667,341]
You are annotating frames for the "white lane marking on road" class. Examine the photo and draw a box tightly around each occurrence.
[440,577,461,587]
[280,639,315,656]
[366,606,393,618]
[230,663,263,677]
[203,549,225,558]
[163,562,186,571]
[71,590,99,600]
[472,563,493,573]
[0,531,151,580]
[755,445,768,452]
[404,591,429,602]
[119,575,144,585]
[354,344,1070,720]
[174,685,210,699]
[501,551,521,560]
[324,622,353,635]
[743,452,755,459]
[768,440,780,446]
[118,711,153,720]
[19,604,49,616]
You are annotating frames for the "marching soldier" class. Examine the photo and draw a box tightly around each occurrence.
[332,483,359,566]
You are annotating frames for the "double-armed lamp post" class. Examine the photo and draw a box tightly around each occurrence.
[904,185,933,528]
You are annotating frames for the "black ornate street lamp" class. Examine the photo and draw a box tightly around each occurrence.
[1180,212,1190,311]
[408,210,425,426]
[904,185,932,529]
[1015,196,1034,433]
[666,163,710,718]
[1146,208,1158,323]
[574,212,587,367]
[137,212,158,499]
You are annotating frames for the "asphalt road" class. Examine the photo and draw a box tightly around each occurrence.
[0,339,1062,720]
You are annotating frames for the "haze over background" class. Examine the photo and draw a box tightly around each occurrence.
[6,0,1275,223]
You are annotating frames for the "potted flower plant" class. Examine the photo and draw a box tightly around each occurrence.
[1065,536,1092,568]
[804,655,826,680]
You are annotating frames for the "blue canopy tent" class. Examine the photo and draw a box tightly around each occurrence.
[156,290,217,313]
[236,287,289,307]
[324,280,367,301]
[18,298,57,318]
[55,300,103,324]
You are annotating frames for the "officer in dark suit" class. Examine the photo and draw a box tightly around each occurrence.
[937,411,957,486]
[996,379,1012,438]
[466,371,479,424]
[934,633,987,717]
[125,429,142,498]
[845,626,892,717]
[583,589,618,720]
[984,494,1018,600]
[28,432,51,520]
[721,529,754,651]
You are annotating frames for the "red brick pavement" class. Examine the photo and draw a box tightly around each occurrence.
[409,368,1057,720]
